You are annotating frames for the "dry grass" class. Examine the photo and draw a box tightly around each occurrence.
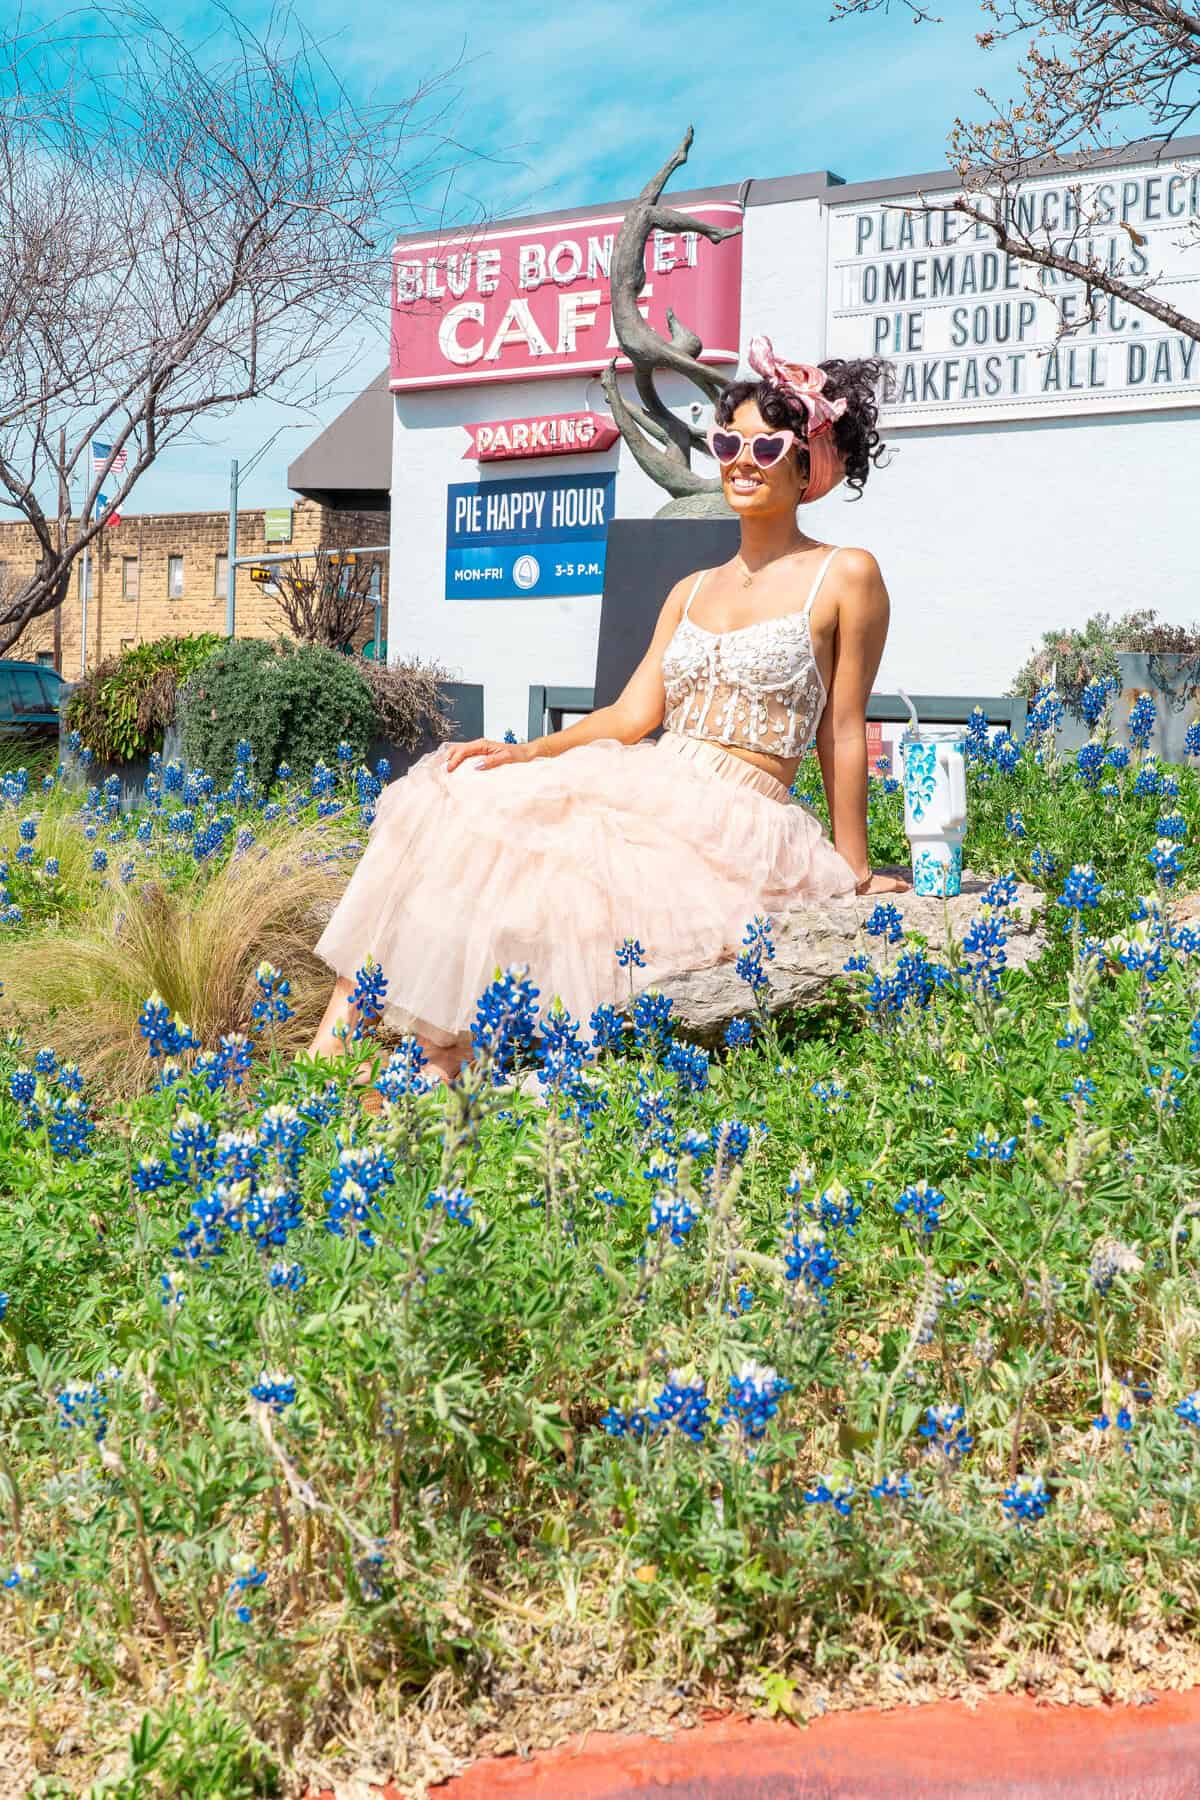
[0,828,348,1093]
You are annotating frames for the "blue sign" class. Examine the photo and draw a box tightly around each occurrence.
[445,472,616,600]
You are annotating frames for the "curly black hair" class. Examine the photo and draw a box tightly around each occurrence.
[714,357,893,499]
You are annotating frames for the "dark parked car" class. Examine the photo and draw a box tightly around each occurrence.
[0,660,66,734]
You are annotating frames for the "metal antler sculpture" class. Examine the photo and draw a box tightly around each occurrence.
[601,129,742,518]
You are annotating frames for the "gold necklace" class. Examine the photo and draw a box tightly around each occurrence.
[735,556,756,589]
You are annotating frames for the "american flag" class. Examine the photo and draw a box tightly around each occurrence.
[90,439,127,475]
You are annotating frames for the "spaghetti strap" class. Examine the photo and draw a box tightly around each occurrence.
[801,546,840,617]
[682,569,708,619]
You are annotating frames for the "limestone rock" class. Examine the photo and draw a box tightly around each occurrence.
[640,873,1045,1044]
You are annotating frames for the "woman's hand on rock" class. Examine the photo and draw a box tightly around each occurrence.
[856,870,910,895]
[446,738,535,773]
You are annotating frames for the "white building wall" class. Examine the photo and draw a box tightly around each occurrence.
[388,183,1200,737]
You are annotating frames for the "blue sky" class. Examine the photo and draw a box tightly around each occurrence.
[8,0,1025,512]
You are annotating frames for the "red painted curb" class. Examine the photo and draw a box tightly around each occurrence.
[312,1688,1200,1799]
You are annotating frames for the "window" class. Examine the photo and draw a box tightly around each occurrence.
[214,554,228,599]
[167,555,184,599]
[3,667,51,718]
[122,557,139,600]
[35,651,55,667]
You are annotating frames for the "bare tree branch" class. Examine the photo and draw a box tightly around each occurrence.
[0,2,478,653]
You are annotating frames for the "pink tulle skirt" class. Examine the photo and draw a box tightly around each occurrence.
[314,731,857,1047]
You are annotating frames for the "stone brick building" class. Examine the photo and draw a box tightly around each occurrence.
[0,500,389,675]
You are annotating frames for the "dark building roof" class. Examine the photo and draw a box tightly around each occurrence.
[288,368,391,509]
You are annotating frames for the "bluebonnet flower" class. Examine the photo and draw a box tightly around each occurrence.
[17,817,36,843]
[349,958,388,1036]
[590,1003,625,1054]
[630,989,673,1055]
[32,1047,57,1077]
[1175,1392,1200,1429]
[1026,686,1063,736]
[1057,863,1102,915]
[56,1376,109,1440]
[1108,743,1130,769]
[616,937,646,969]
[229,1553,268,1596]
[725,1282,754,1316]
[1057,1020,1094,1053]
[1128,693,1156,749]
[1184,720,1200,759]
[648,1187,699,1245]
[644,1370,710,1442]
[962,708,990,762]
[720,1361,790,1444]
[335,740,355,764]
[894,1179,945,1235]
[1079,676,1118,727]
[664,1040,709,1093]
[131,1154,171,1194]
[374,757,390,782]
[967,1124,1017,1162]
[736,915,775,993]
[1144,1065,1185,1114]
[810,1076,849,1111]
[1157,811,1188,840]
[138,994,200,1061]
[864,902,903,944]
[425,1184,475,1227]
[472,964,540,1073]
[1075,740,1104,789]
[310,761,336,799]
[1005,809,1026,839]
[1030,845,1058,881]
[804,1477,854,1515]
[375,1037,429,1102]
[601,1402,649,1439]
[802,1177,861,1235]
[594,1187,625,1208]
[169,1110,219,1184]
[160,1270,186,1308]
[993,733,1020,773]
[48,1094,94,1160]
[1089,1236,1142,1296]
[712,1118,751,1162]
[1065,1075,1097,1108]
[3,1561,37,1588]
[961,913,1008,996]
[918,1403,973,1462]
[870,1472,913,1501]
[269,1260,306,1291]
[1148,838,1183,888]
[250,962,294,1034]
[91,848,107,873]
[980,873,1020,909]
[8,1065,35,1108]
[724,1017,754,1049]
[1133,757,1163,799]
[784,1221,838,1299]
[250,1370,297,1413]
[843,952,870,974]
[258,1105,310,1177]
[0,1293,8,1322]
[324,1144,394,1246]
[44,856,60,876]
[1002,1473,1050,1523]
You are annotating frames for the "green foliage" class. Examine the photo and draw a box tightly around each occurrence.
[66,635,222,764]
[177,637,375,787]
[5,720,1200,1784]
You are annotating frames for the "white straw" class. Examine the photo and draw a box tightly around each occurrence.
[896,686,920,735]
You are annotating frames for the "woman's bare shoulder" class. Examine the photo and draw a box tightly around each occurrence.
[830,545,884,587]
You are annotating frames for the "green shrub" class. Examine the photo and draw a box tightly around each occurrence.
[177,637,375,786]
[65,634,222,764]
[1009,609,1200,717]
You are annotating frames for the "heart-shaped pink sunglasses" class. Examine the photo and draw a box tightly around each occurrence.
[705,424,797,471]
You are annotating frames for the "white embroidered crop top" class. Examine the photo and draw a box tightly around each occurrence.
[660,547,838,759]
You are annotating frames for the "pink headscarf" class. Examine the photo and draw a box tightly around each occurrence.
[747,335,847,503]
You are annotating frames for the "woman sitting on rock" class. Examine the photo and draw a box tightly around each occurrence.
[310,337,907,1080]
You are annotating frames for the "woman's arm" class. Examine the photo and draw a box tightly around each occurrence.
[814,548,907,895]
[447,580,689,771]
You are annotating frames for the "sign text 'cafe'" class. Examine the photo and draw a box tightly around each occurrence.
[391,206,743,390]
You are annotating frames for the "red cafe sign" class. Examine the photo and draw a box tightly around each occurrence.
[391,204,743,391]
[463,411,620,461]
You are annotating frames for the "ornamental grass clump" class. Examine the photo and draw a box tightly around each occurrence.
[5,717,1200,1786]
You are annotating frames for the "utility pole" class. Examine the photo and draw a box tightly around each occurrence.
[55,429,66,672]
[226,458,239,636]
